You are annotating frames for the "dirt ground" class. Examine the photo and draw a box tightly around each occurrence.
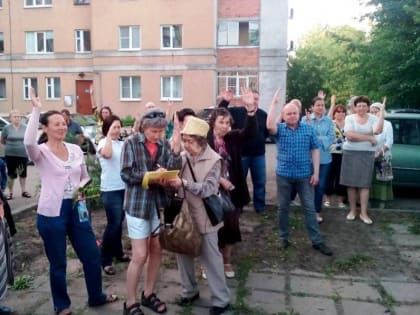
[11,204,420,280]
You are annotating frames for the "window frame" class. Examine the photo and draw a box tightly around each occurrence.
[120,76,141,101]
[217,72,258,97]
[45,77,61,100]
[0,78,6,99]
[119,26,141,51]
[23,77,38,100]
[217,20,259,47]
[160,75,183,101]
[24,0,52,8]
[25,31,54,54]
[75,29,91,53]
[160,25,182,49]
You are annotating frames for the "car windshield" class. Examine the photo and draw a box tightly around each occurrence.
[389,118,420,145]
[71,114,96,126]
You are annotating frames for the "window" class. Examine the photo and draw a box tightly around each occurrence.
[161,76,182,100]
[0,1,2,8]
[23,78,38,100]
[74,0,90,4]
[0,33,3,54]
[26,31,54,53]
[389,118,420,145]
[25,0,52,7]
[75,30,91,52]
[46,77,61,99]
[120,76,141,100]
[218,21,259,46]
[119,26,140,50]
[217,72,258,97]
[161,25,182,49]
[0,79,5,99]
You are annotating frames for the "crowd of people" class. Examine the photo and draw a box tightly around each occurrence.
[0,85,392,315]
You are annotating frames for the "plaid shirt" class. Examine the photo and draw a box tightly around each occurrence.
[121,133,182,219]
[275,122,320,178]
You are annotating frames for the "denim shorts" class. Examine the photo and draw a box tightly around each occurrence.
[126,212,160,240]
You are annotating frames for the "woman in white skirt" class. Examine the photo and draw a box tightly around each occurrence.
[340,96,385,224]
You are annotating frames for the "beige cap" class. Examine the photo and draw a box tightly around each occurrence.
[181,116,209,137]
[370,102,382,110]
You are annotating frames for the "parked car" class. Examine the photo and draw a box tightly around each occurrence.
[386,113,420,188]
[0,116,9,138]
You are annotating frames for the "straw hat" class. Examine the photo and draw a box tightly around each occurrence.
[181,116,209,137]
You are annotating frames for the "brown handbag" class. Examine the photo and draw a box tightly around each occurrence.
[159,194,202,257]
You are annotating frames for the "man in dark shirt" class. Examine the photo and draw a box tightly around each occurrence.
[218,89,268,213]
[61,109,84,145]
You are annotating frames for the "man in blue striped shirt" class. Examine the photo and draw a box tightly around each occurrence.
[267,90,333,256]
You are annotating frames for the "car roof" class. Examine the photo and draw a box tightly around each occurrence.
[385,113,420,119]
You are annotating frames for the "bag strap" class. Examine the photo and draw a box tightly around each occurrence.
[186,157,198,183]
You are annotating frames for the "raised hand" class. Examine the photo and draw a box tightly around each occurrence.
[221,88,233,102]
[381,97,387,111]
[270,88,280,106]
[331,94,336,106]
[318,90,326,100]
[107,120,120,137]
[241,87,256,112]
[171,111,181,154]
[89,83,94,95]
[30,87,42,108]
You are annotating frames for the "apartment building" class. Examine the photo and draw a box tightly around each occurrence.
[0,0,288,117]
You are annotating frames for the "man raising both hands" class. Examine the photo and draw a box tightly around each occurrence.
[266,89,333,256]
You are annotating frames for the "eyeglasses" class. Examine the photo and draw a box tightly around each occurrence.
[143,111,166,119]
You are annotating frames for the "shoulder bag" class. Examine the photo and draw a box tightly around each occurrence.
[159,179,202,257]
[186,158,223,226]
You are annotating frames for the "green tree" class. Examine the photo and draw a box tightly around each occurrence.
[287,25,366,107]
[358,0,420,107]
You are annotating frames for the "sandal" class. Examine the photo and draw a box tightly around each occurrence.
[141,291,167,314]
[123,302,144,315]
[22,191,31,198]
[103,265,116,275]
[6,193,13,200]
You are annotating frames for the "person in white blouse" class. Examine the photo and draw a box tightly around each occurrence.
[369,102,394,207]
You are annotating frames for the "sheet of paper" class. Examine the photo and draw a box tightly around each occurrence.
[142,170,180,189]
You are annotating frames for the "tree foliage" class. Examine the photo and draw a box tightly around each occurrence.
[287,0,420,108]
[287,25,365,107]
[357,0,420,107]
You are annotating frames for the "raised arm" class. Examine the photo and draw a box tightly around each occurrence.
[24,88,42,162]
[373,97,386,135]
[328,94,336,118]
[267,88,281,135]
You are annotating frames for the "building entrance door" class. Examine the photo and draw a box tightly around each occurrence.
[76,80,93,114]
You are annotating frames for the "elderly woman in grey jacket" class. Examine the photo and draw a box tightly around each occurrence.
[169,116,231,315]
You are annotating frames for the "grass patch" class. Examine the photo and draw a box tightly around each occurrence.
[12,275,34,290]
[324,254,374,275]
[408,214,420,235]
[176,305,193,315]
[373,282,397,310]
[276,311,301,315]
[67,246,78,259]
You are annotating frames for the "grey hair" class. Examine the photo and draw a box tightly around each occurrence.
[140,109,167,131]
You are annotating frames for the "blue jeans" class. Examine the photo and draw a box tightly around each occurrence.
[276,175,322,245]
[242,155,266,212]
[101,189,125,267]
[37,199,107,313]
[314,163,331,213]
[0,158,6,191]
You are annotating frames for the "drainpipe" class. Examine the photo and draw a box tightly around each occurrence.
[7,0,14,110]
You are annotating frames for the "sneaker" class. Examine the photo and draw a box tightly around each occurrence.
[338,202,346,208]
[209,304,231,315]
[176,292,200,307]
[224,264,235,278]
[312,243,333,256]
[323,201,331,207]
[280,239,290,250]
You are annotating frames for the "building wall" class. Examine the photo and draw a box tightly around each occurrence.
[1,0,288,118]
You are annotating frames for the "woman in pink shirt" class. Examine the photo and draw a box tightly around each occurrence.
[24,88,117,315]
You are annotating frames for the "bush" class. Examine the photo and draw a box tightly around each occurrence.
[121,115,135,127]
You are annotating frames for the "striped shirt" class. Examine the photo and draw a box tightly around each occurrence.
[275,122,320,178]
[121,133,182,219]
